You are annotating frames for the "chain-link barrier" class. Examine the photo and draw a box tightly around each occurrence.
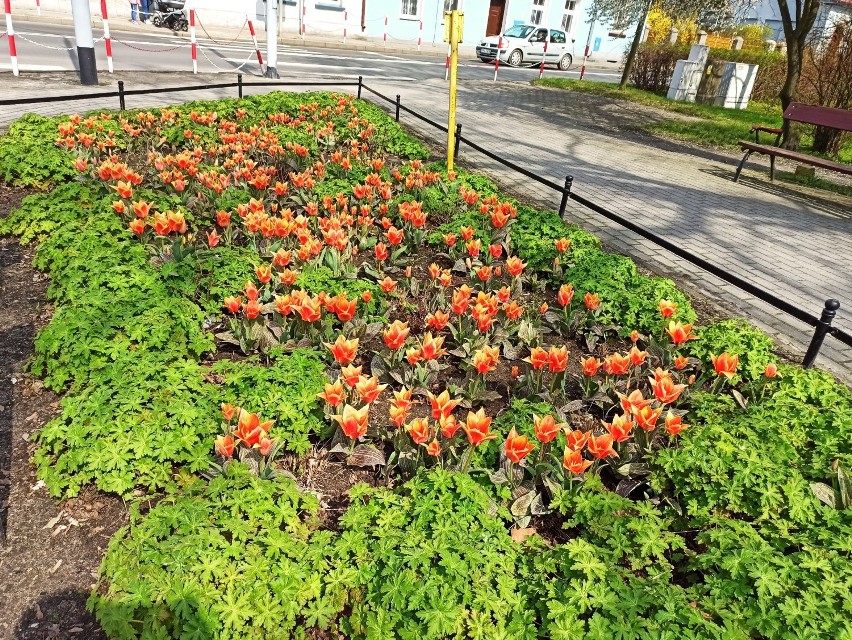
[195,13,247,45]
[111,34,189,52]
[15,32,104,50]
[197,44,257,72]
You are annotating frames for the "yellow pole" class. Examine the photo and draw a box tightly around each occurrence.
[446,10,461,172]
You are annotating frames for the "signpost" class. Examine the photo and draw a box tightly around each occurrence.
[444,10,463,172]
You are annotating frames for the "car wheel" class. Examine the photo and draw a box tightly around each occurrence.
[558,54,573,71]
[152,15,163,27]
[507,49,523,67]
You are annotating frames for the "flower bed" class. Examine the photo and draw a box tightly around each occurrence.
[1,91,851,639]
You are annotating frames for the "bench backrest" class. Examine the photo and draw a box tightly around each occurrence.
[783,103,852,132]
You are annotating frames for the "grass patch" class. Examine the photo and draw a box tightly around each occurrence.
[775,170,852,198]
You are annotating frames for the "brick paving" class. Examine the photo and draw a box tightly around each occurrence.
[0,72,850,379]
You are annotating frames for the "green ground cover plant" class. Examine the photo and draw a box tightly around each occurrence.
[0,89,850,640]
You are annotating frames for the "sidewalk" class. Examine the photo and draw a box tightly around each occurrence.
[0,71,847,381]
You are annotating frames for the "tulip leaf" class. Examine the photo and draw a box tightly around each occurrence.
[810,482,836,509]
[732,388,749,411]
[215,331,241,347]
[501,341,521,361]
[510,490,537,517]
[530,492,549,516]
[347,444,386,468]
[616,479,643,498]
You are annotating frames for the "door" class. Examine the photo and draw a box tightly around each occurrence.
[527,27,548,62]
[486,0,506,36]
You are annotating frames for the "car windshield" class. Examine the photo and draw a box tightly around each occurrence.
[503,25,534,38]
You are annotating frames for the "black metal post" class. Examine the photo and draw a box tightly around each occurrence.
[803,299,840,368]
[454,123,462,159]
[118,80,126,111]
[357,75,363,99]
[395,95,401,122]
[558,175,574,217]
[237,74,243,99]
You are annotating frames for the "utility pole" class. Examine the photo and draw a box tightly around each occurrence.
[265,0,279,78]
[70,0,98,85]
[445,9,463,171]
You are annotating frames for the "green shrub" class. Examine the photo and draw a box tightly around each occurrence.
[336,469,539,639]
[296,265,385,318]
[90,463,348,639]
[690,318,774,381]
[652,368,852,522]
[0,113,75,188]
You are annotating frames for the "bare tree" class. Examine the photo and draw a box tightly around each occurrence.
[776,0,822,147]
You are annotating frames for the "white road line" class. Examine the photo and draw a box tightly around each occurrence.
[0,63,67,71]
[227,59,385,72]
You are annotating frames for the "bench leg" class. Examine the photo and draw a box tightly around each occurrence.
[734,150,753,182]
[769,155,776,181]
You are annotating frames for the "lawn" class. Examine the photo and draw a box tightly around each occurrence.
[1,90,851,639]
[533,77,852,166]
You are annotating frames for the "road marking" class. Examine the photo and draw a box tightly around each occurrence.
[0,63,67,71]
[226,59,385,73]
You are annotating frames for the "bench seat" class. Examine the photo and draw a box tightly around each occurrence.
[736,140,852,181]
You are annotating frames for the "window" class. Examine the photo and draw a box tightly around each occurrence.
[564,0,577,10]
[530,28,548,41]
[443,0,459,10]
[401,0,420,18]
[504,25,535,38]
[550,29,566,43]
[560,14,573,31]
[530,9,542,24]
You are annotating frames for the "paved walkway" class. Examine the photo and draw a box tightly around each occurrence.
[0,71,849,379]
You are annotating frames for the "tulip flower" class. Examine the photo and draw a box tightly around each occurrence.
[440,414,461,438]
[257,435,275,456]
[234,410,274,447]
[634,405,663,431]
[428,390,459,421]
[355,375,387,404]
[272,249,292,268]
[419,333,446,361]
[505,428,536,464]
[490,210,510,229]
[673,355,689,370]
[604,413,635,442]
[439,271,453,287]
[333,404,370,440]
[426,438,442,457]
[666,321,696,345]
[215,434,235,458]
[503,301,524,320]
[74,157,88,172]
[375,242,389,262]
[460,226,475,241]
[444,232,457,247]
[505,256,526,277]
[557,283,575,307]
[244,299,262,320]
[386,226,404,246]
[379,276,397,293]
[583,292,601,311]
[548,345,569,373]
[324,335,359,365]
[489,244,503,259]
[565,429,590,451]
[383,320,410,350]
[223,296,242,314]
[221,403,238,422]
[280,269,298,286]
[563,447,593,474]
[425,310,450,330]
[244,281,259,302]
[628,346,647,367]
[114,180,133,199]
[206,230,221,248]
[540,303,549,314]
[630,330,640,343]
[472,345,500,375]
[581,357,601,377]
[587,433,618,459]
[428,263,442,280]
[555,237,571,253]
[475,265,492,282]
[129,219,146,235]
[340,365,363,388]
[463,408,496,446]
[649,369,686,404]
[524,347,549,370]
[112,200,126,214]
[361,290,373,303]
[216,210,231,227]
[533,414,564,443]
[764,363,778,378]
[132,200,151,219]
[664,411,688,435]
[317,379,346,407]
[711,352,739,379]
[389,405,409,428]
[603,353,631,376]
[619,389,651,415]
[406,417,431,445]
[405,347,422,365]
[658,299,678,319]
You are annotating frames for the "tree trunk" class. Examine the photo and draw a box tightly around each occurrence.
[812,126,845,155]
[779,44,802,148]
[619,0,651,90]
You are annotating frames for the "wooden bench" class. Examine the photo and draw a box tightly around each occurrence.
[734,102,852,182]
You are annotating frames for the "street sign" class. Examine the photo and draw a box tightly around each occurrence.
[443,11,464,43]
[593,37,601,52]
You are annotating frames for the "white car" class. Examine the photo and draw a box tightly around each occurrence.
[476,25,574,70]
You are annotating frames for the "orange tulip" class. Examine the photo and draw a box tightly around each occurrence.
[664,411,688,435]
[583,292,600,310]
[406,417,431,445]
[634,405,663,432]
[297,296,323,323]
[548,345,569,373]
[505,428,535,464]
[419,333,446,361]
[505,256,526,277]
[658,299,678,318]
[333,404,370,440]
[428,263,442,280]
[389,405,409,428]
[581,356,601,377]
[428,390,459,421]
[488,244,503,259]
[630,330,640,343]
[557,283,575,307]
[522,346,548,370]
[604,413,635,442]
[425,309,450,330]
[206,230,220,248]
[554,237,571,253]
[440,414,461,438]
[234,410,274,447]
[379,276,397,293]
[444,232,457,247]
[244,299,262,320]
[711,352,739,379]
[666,321,696,345]
[460,225,474,241]
[224,296,242,314]
[472,345,500,375]
[466,238,481,257]
[129,219,145,235]
[255,264,273,284]
[533,414,564,443]
[361,290,373,303]
[764,363,778,378]
[628,346,647,367]
[391,387,414,411]
[375,242,389,262]
[673,355,689,370]
[355,375,387,404]
[496,286,511,303]
[475,265,492,282]
[563,447,593,474]
[619,389,650,416]
[405,347,422,365]
[74,157,88,172]
[649,369,686,404]
[217,210,231,227]
[587,433,618,459]
[426,438,442,457]
[503,301,524,321]
[462,408,496,446]
[386,226,404,246]
[215,434,235,457]
[540,302,548,314]
[324,335,359,365]
[383,320,410,350]
[244,281,259,302]
[280,269,298,286]
[317,379,346,407]
[132,200,151,219]
[565,429,590,451]
[603,352,631,376]
[221,403,238,422]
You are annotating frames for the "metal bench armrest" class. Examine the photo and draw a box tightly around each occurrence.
[751,125,784,145]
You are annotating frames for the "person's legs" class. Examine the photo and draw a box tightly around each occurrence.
[130,3,138,22]
[140,0,149,22]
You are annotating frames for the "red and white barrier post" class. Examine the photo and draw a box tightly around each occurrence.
[383,16,387,47]
[301,3,306,39]
[247,17,263,66]
[100,0,113,73]
[417,20,422,51]
[35,0,40,15]
[4,0,17,77]
[444,43,450,80]
[343,10,347,45]
[189,9,197,73]
[493,35,502,81]
[580,22,594,80]
[539,39,548,80]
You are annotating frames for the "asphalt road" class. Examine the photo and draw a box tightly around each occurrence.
[1,21,621,83]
